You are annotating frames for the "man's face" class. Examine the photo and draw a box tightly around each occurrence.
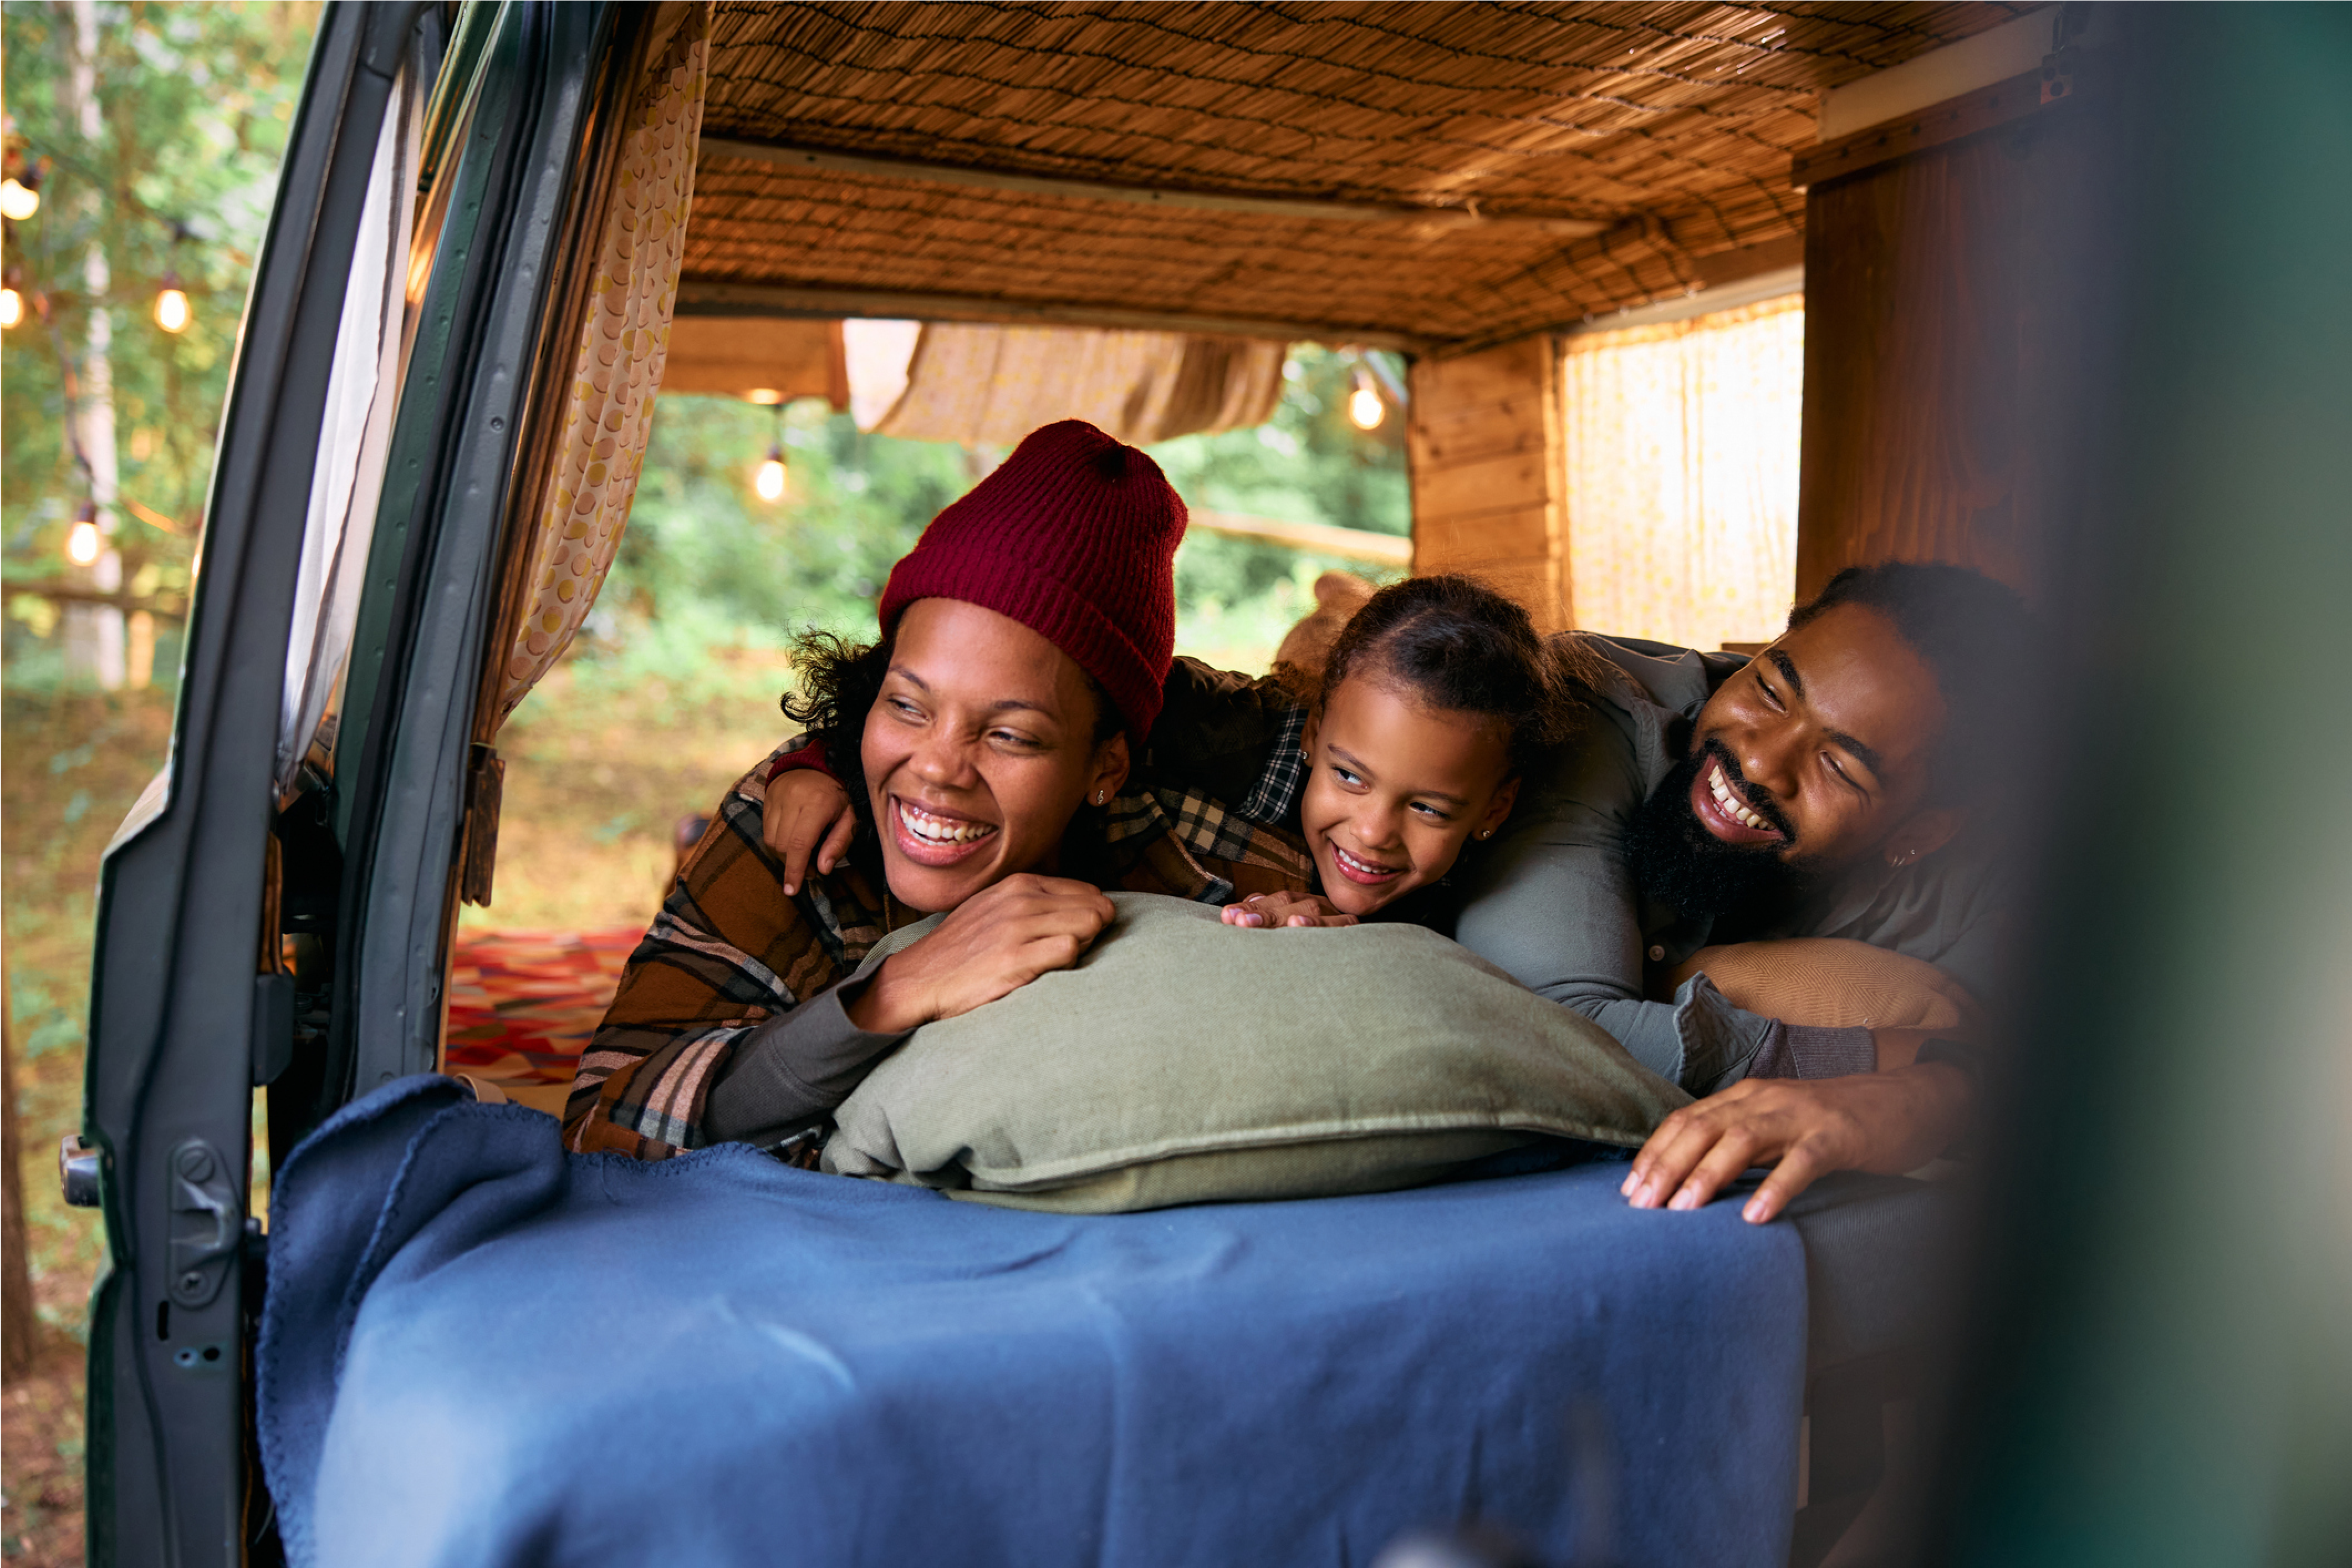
[1631,604,1947,916]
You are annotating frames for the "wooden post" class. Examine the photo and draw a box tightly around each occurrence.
[1406,334,1570,631]
[1793,85,2110,604]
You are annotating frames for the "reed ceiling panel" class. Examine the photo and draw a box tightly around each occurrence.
[691,1,2037,347]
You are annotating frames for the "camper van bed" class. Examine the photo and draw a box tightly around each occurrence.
[257,1075,1952,1568]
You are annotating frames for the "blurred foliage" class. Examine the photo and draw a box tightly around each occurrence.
[575,343,1410,695]
[2,0,320,689]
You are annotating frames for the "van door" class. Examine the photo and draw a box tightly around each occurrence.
[73,5,442,1564]
[77,0,629,1557]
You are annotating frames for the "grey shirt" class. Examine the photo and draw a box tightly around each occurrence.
[1453,635,2012,1093]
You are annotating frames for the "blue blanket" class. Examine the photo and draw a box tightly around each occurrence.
[260,1076,1807,1567]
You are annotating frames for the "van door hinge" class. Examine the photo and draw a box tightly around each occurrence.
[166,1138,242,1309]
[460,742,504,906]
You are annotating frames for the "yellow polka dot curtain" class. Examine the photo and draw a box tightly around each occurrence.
[493,2,706,724]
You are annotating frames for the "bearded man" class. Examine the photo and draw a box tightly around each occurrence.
[1454,562,2034,1223]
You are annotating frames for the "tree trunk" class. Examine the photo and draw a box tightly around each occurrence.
[2,967,40,1382]
[62,0,127,689]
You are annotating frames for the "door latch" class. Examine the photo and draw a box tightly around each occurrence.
[167,1138,242,1309]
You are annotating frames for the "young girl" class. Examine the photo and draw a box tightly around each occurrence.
[762,574,1571,937]
[1221,573,1567,931]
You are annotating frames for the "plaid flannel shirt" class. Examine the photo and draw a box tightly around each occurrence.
[565,728,1312,1160]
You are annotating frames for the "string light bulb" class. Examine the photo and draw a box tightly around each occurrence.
[0,177,38,221]
[0,286,21,329]
[66,501,101,566]
[154,269,191,334]
[754,442,788,503]
[1348,367,1385,431]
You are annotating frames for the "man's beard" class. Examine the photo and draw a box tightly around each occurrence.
[1626,740,1808,922]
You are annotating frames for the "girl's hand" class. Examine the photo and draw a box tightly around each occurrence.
[1220,890,1359,929]
[846,874,1115,1034]
[762,768,858,895]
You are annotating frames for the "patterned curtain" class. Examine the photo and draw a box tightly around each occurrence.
[492,1,707,724]
[1562,294,1804,650]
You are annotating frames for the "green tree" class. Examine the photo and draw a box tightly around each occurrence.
[3,0,320,688]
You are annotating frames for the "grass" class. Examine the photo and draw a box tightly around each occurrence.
[467,651,815,931]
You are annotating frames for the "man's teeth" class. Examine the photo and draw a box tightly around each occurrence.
[1708,764,1772,832]
[1334,845,1399,877]
[900,802,996,844]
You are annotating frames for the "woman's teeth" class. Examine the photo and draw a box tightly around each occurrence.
[1708,763,1772,832]
[900,801,997,844]
[1333,844,1401,880]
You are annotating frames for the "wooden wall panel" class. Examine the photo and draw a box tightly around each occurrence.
[1407,335,1568,631]
[1796,105,2109,602]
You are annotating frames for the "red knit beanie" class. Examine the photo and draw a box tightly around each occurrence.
[878,419,1185,738]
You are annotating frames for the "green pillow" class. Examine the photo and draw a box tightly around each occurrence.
[821,892,1688,1213]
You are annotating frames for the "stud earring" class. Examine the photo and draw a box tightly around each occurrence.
[1094,790,1106,805]
[1888,847,1919,867]
[1477,828,1494,840]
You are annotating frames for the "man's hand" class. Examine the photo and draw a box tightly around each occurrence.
[846,874,1115,1034]
[1620,1062,1971,1224]
[762,768,857,896]
[1220,890,1359,929]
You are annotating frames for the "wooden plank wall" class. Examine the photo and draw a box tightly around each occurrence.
[1406,335,1569,632]
[1797,103,2111,602]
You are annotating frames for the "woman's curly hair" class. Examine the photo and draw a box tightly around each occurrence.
[780,630,894,833]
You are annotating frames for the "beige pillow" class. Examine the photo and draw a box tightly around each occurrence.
[1666,938,1979,1034]
[822,892,1687,1213]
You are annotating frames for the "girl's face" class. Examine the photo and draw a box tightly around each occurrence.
[860,598,1129,913]
[1297,672,1518,918]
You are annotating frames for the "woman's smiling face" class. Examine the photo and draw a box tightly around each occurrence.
[1296,672,1518,918]
[859,598,1128,913]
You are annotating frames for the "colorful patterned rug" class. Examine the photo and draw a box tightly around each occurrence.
[443,927,644,1107]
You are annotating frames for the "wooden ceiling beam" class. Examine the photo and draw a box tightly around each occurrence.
[697,136,1608,238]
[674,279,1438,355]
[1790,67,2062,191]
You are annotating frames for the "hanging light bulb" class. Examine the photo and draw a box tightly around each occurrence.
[67,501,101,566]
[754,442,788,503]
[1348,369,1385,431]
[154,269,191,334]
[0,177,38,221]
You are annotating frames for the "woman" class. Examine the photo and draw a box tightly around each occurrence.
[565,420,1311,1161]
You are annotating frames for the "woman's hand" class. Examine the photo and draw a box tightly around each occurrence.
[1220,890,1359,929]
[1619,1061,1972,1224]
[846,874,1115,1034]
[762,768,858,896]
